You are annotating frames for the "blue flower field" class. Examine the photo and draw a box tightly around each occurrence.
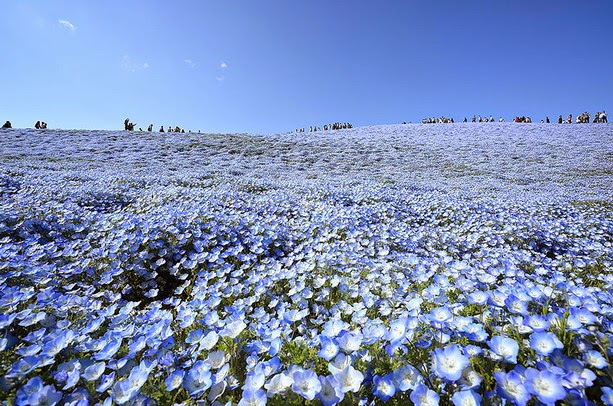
[0,123,612,405]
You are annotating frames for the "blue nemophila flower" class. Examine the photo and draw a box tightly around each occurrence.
[292,369,321,400]
[18,311,46,327]
[201,331,220,350]
[220,319,247,338]
[432,345,470,382]
[321,319,349,338]
[42,331,74,357]
[524,368,566,405]
[96,371,115,393]
[601,387,613,406]
[494,370,530,406]
[54,359,81,390]
[570,307,597,325]
[238,388,267,406]
[385,317,408,343]
[183,360,212,397]
[63,387,90,406]
[317,375,344,406]
[333,365,363,393]
[27,384,63,406]
[258,357,281,377]
[529,332,563,356]
[451,389,481,406]
[584,350,608,369]
[562,358,596,389]
[410,383,440,406]
[328,353,353,375]
[214,363,230,386]
[81,362,106,381]
[467,291,488,305]
[264,372,293,396]
[464,323,488,342]
[361,320,386,345]
[16,376,44,405]
[458,366,482,390]
[336,330,362,354]
[393,364,423,392]
[165,369,184,391]
[94,338,122,361]
[504,294,529,316]
[206,350,228,370]
[243,369,266,390]
[7,355,41,378]
[373,374,396,401]
[207,381,227,403]
[523,314,550,332]
[318,336,339,361]
[246,352,259,370]
[488,336,519,363]
[429,306,453,324]
[111,361,152,404]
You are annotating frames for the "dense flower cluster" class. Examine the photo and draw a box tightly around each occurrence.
[0,124,612,405]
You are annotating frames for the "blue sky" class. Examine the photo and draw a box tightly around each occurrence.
[1,1,612,133]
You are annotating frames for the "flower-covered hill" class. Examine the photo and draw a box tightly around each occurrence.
[0,123,612,405]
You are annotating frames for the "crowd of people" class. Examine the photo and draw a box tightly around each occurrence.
[124,118,193,133]
[1,111,609,133]
[422,117,454,124]
[421,111,607,125]
[571,111,608,123]
[294,122,353,133]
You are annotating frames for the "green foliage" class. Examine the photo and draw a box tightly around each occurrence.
[574,260,608,289]
[470,355,502,393]
[457,304,485,317]
[279,340,329,376]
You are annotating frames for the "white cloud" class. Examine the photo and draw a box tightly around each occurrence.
[216,75,225,82]
[58,19,76,31]
[184,59,197,68]
[220,61,228,69]
[122,55,149,72]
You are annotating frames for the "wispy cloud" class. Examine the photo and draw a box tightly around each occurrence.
[184,59,197,68]
[121,55,150,73]
[216,61,228,83]
[58,19,76,31]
